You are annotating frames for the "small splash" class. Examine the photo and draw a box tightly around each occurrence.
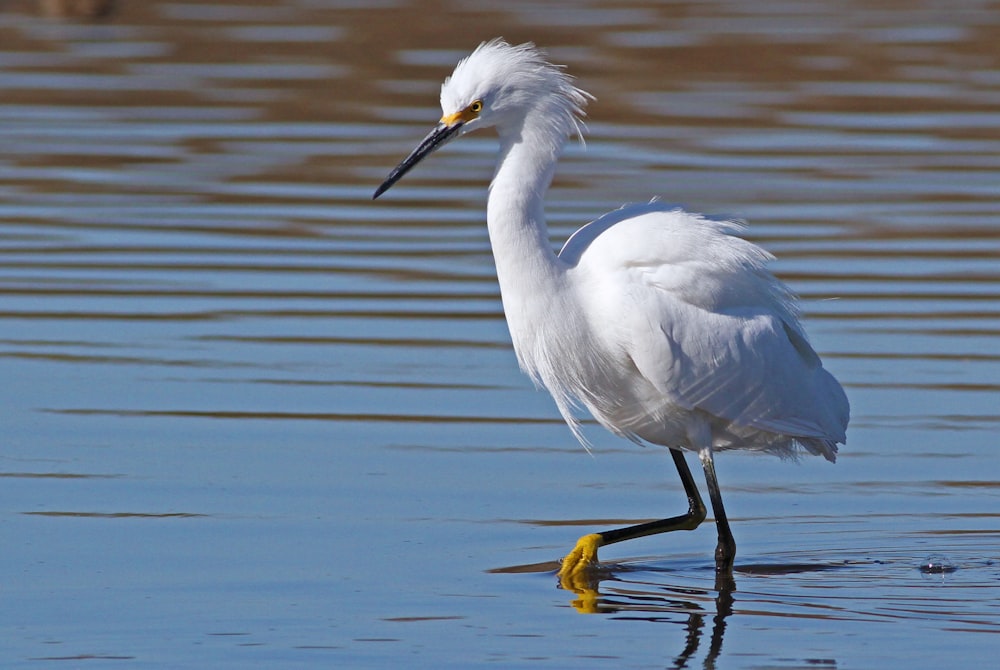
[919,555,958,575]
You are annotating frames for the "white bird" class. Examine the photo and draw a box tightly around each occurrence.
[373,39,849,581]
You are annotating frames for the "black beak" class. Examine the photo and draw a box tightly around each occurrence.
[372,121,464,199]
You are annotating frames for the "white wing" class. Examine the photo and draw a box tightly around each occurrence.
[561,202,849,457]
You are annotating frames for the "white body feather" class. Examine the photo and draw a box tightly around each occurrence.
[448,40,849,461]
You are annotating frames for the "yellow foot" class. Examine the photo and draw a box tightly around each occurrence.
[557,533,604,581]
[557,534,605,610]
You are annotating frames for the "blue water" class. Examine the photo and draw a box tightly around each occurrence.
[1,1,998,667]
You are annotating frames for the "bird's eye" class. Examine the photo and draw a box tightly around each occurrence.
[469,100,483,113]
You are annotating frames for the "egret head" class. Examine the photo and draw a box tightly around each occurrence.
[373,39,591,199]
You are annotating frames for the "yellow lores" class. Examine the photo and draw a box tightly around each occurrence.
[440,100,482,127]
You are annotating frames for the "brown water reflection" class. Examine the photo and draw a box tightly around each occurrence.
[1,1,998,668]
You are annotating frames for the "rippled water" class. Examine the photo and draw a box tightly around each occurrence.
[2,1,998,667]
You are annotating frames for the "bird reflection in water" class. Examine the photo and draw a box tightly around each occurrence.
[566,566,734,669]
[494,559,735,668]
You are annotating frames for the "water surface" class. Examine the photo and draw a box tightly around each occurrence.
[1,1,998,667]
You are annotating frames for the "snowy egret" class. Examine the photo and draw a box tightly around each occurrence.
[373,39,849,580]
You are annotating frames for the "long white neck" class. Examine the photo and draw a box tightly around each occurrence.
[486,119,570,378]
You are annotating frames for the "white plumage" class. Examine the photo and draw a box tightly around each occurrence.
[557,202,848,460]
[374,39,849,578]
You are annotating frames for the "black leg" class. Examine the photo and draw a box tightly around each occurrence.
[599,449,707,546]
[558,449,708,581]
[699,447,736,573]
